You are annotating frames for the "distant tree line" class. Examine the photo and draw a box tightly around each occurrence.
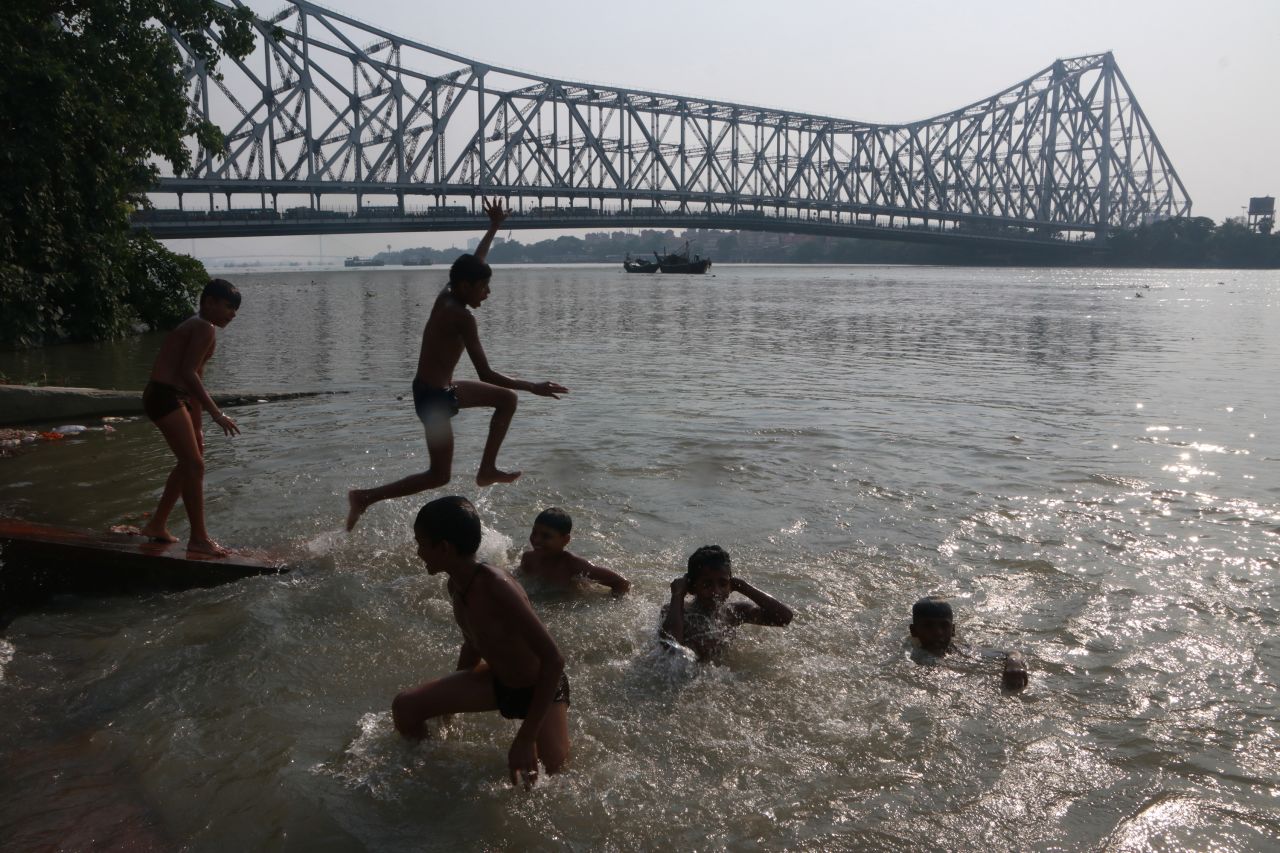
[1107,216,1280,268]
[0,1,256,349]
[381,218,1280,269]
[382,228,1028,266]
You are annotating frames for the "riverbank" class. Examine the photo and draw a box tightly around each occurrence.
[0,384,334,426]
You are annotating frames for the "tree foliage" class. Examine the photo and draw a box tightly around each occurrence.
[0,0,255,347]
[1108,216,1280,268]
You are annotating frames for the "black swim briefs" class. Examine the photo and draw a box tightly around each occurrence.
[493,673,571,720]
[412,378,460,423]
[142,380,192,422]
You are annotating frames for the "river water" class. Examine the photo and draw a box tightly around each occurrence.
[1,265,1277,851]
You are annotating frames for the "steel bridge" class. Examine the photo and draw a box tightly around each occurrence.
[139,0,1192,251]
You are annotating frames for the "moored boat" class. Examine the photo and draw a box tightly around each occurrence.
[623,253,660,273]
[656,242,711,274]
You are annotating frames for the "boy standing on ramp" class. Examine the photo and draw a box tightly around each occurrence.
[138,278,242,555]
[346,199,568,531]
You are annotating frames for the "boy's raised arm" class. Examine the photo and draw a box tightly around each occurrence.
[473,197,509,262]
[660,576,688,643]
[730,577,793,627]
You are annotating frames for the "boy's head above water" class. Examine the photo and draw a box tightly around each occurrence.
[686,545,733,605]
[199,278,241,326]
[910,595,955,655]
[448,253,492,307]
[413,496,481,571]
[529,507,572,552]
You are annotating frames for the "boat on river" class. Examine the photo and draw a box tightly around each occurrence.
[623,242,712,274]
[623,253,659,273]
[344,256,385,268]
[657,242,711,274]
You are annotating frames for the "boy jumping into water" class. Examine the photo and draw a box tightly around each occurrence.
[392,496,571,786]
[518,507,632,595]
[346,198,568,531]
[138,278,242,556]
[661,545,793,661]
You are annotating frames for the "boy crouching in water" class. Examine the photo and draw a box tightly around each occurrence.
[393,496,570,786]
[138,278,241,556]
[661,545,793,662]
[518,507,632,595]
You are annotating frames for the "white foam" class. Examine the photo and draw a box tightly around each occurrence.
[313,710,451,800]
[0,639,14,683]
[302,528,344,557]
[477,523,515,566]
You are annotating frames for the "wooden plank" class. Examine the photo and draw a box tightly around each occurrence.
[0,518,288,625]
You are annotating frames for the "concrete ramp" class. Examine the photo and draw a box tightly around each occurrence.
[0,384,330,426]
[0,518,288,627]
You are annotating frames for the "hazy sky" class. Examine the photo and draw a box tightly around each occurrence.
[180,0,1279,260]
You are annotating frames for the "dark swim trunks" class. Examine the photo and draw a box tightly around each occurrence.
[493,673,571,720]
[412,378,460,423]
[142,380,191,422]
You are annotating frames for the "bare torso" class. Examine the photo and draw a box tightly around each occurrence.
[661,600,743,661]
[150,315,215,391]
[450,565,543,687]
[415,289,469,387]
[519,551,584,586]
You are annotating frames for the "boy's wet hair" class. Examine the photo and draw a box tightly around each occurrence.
[534,507,572,535]
[687,545,731,582]
[449,253,492,286]
[414,495,482,557]
[201,278,242,309]
[912,596,953,622]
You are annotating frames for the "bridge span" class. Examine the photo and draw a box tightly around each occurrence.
[141,0,1191,250]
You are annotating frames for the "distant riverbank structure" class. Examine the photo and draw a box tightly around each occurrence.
[1247,197,1275,234]
[140,0,1191,253]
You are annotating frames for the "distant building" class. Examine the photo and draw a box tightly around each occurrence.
[1247,196,1274,234]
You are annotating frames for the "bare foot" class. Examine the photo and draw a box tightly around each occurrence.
[187,538,230,558]
[138,523,178,543]
[346,489,368,532]
[476,467,521,487]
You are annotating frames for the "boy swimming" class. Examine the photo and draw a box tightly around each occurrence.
[518,507,631,595]
[909,595,1029,690]
[660,545,792,661]
[345,198,568,531]
[392,496,570,787]
[137,278,242,556]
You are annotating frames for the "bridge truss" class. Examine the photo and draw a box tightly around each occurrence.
[149,0,1192,244]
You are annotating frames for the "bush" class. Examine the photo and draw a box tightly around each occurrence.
[0,1,253,349]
